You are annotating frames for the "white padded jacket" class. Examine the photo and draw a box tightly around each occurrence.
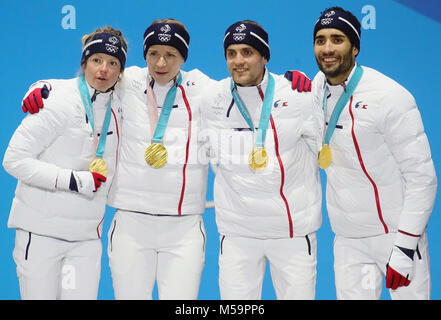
[203,70,323,239]
[3,78,122,241]
[106,66,211,215]
[312,64,437,238]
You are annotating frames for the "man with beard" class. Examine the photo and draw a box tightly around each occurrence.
[204,20,322,299]
[311,6,436,299]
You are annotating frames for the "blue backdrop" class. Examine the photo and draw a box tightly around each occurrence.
[1,0,440,300]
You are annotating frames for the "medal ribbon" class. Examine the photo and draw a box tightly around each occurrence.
[323,64,363,145]
[151,73,183,144]
[146,78,159,139]
[78,75,113,158]
[230,73,275,147]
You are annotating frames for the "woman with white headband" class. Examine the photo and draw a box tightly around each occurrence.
[3,26,127,299]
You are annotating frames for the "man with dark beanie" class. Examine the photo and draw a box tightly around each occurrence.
[311,6,436,299]
[203,20,323,299]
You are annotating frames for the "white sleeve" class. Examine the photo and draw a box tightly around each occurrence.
[3,93,70,190]
[380,89,437,240]
[301,92,324,154]
[199,78,222,162]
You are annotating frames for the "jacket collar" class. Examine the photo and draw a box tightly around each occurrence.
[235,67,269,98]
[323,63,358,92]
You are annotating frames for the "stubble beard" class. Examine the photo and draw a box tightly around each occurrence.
[316,48,355,81]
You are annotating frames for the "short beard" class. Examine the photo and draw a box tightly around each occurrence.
[316,47,355,81]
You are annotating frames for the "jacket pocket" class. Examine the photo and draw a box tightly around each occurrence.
[109,219,117,252]
[199,221,206,252]
[220,235,226,255]
[305,234,311,256]
[25,232,32,261]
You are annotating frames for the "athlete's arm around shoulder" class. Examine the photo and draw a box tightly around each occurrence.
[118,65,147,91]
[198,75,226,123]
[276,73,323,152]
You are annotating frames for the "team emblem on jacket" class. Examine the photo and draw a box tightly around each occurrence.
[273,99,288,108]
[355,101,368,109]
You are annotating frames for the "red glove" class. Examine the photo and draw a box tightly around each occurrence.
[91,172,107,192]
[284,70,311,92]
[386,264,411,290]
[385,231,419,290]
[22,84,51,114]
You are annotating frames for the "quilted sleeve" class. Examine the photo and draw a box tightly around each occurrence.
[3,87,71,190]
[380,87,437,241]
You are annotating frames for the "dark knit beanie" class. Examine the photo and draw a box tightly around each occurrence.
[314,7,361,51]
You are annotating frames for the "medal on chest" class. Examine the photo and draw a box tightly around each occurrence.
[231,73,275,172]
[78,75,113,177]
[145,73,182,168]
[145,143,168,168]
[318,144,332,169]
[249,146,268,171]
[89,158,108,176]
[319,65,363,170]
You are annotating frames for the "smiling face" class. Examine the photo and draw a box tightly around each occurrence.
[145,45,184,85]
[226,44,267,87]
[83,53,121,92]
[314,28,359,85]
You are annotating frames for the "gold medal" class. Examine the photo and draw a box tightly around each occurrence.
[249,146,268,171]
[89,158,108,177]
[318,144,332,169]
[145,143,168,168]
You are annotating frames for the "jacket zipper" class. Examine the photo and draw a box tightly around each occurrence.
[257,85,294,238]
[349,96,388,234]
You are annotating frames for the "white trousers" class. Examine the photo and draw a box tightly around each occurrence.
[13,229,102,300]
[219,233,317,300]
[107,210,206,300]
[334,231,431,300]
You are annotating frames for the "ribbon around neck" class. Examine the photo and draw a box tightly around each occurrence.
[78,75,113,158]
[230,73,275,147]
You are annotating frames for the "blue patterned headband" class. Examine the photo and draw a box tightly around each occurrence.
[81,32,127,70]
[143,22,190,61]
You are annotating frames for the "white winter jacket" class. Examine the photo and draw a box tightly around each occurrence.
[3,78,122,241]
[204,70,323,239]
[312,64,437,238]
[107,66,211,215]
